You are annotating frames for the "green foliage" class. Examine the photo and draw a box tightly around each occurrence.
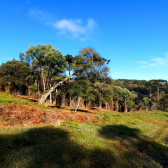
[73,47,110,80]
[30,84,38,94]
[72,75,88,97]
[65,54,73,75]
[0,60,34,94]
[20,44,67,91]
[127,100,135,109]
[2,43,168,112]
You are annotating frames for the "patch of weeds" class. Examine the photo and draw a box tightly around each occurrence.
[102,113,112,122]
[94,116,101,123]
[61,119,79,127]
[111,117,122,124]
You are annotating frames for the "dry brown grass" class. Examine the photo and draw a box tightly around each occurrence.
[0,103,101,126]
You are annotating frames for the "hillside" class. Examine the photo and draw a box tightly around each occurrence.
[0,92,168,167]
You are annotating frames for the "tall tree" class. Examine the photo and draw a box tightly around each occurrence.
[149,80,167,100]
[20,44,67,92]
[65,54,73,76]
[149,79,167,109]
[39,47,111,105]
[65,54,73,106]
[113,86,124,112]
[73,47,110,81]
[0,60,34,94]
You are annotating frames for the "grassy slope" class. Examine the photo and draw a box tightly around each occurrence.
[0,92,49,109]
[0,93,168,168]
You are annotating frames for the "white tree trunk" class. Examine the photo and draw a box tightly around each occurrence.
[75,96,81,112]
[99,102,102,109]
[39,73,74,104]
[50,84,52,103]
[43,78,45,91]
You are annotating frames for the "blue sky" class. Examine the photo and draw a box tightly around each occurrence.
[0,0,168,80]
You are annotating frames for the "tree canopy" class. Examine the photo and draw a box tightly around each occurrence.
[0,60,34,94]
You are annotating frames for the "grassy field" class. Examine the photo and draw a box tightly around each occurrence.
[0,93,168,167]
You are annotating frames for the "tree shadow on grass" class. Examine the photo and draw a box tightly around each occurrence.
[0,126,115,168]
[99,125,168,168]
[1,125,168,168]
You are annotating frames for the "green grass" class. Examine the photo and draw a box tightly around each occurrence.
[0,112,168,167]
[0,93,168,167]
[0,92,59,110]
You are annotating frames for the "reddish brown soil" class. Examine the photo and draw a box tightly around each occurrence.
[0,103,102,126]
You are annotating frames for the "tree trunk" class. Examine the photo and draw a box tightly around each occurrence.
[116,101,119,112]
[105,103,108,110]
[50,84,52,103]
[111,99,114,111]
[124,100,127,112]
[28,87,30,98]
[99,101,102,109]
[124,105,127,112]
[43,78,45,91]
[38,83,39,99]
[68,69,71,106]
[62,94,66,106]
[75,96,81,112]
[39,73,74,104]
[69,95,71,106]
[55,89,57,105]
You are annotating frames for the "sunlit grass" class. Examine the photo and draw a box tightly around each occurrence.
[0,92,168,167]
[0,92,59,110]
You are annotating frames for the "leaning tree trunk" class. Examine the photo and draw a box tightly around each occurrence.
[39,73,74,104]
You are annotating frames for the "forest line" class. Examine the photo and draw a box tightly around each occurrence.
[0,44,168,112]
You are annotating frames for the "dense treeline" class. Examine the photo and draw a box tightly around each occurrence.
[0,44,168,112]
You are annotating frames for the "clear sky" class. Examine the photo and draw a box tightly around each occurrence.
[0,0,168,80]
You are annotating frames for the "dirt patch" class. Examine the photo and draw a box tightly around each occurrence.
[0,103,101,126]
